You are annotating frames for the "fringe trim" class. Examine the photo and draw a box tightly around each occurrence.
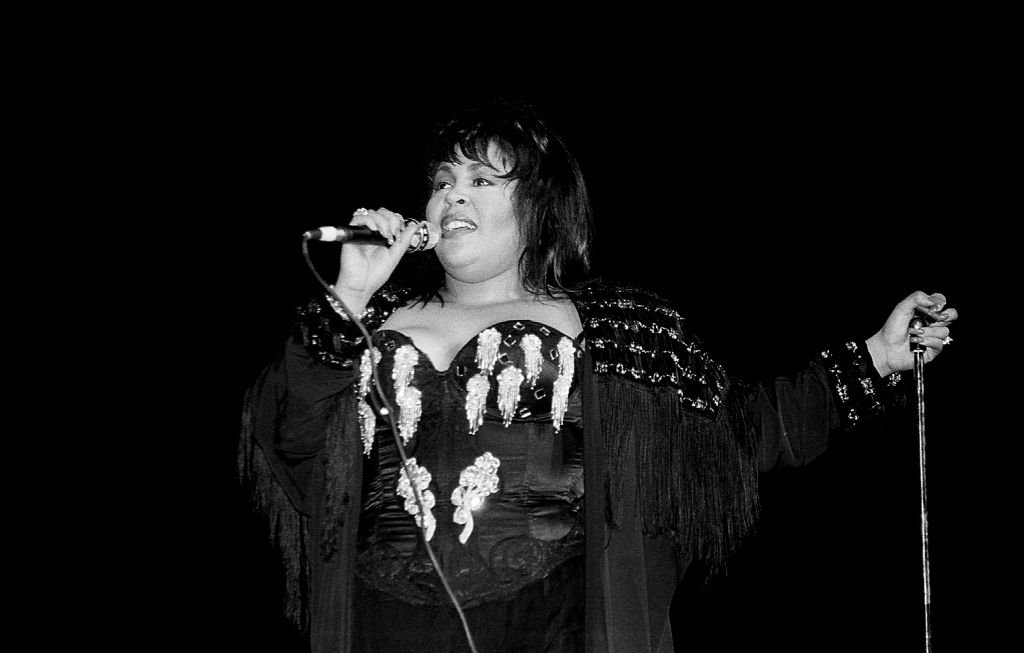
[237,388,310,628]
[597,377,759,576]
[321,391,362,563]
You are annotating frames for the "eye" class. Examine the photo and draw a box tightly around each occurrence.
[472,177,494,187]
[432,179,452,191]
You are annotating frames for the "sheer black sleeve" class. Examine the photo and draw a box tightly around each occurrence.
[746,340,905,473]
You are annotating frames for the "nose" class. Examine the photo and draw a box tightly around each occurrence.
[444,186,467,206]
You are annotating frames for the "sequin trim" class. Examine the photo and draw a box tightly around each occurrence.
[451,452,501,544]
[396,457,436,541]
[324,290,367,321]
[574,284,729,418]
[465,372,490,435]
[496,366,524,427]
[819,340,904,428]
[298,282,416,370]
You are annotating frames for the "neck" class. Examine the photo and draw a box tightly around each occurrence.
[441,269,534,306]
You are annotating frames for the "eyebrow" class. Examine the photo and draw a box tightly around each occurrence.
[434,161,500,176]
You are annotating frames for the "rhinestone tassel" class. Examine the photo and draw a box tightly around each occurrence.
[519,333,542,387]
[392,345,421,444]
[358,400,375,455]
[465,372,490,435]
[551,337,576,432]
[475,327,501,374]
[357,347,381,456]
[496,365,524,427]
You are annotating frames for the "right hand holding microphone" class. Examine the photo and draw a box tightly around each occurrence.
[333,207,426,314]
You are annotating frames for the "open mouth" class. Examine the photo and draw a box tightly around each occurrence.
[441,216,477,234]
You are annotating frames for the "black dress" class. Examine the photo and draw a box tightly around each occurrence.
[352,321,587,653]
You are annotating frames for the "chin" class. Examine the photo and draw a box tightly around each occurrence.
[435,247,475,272]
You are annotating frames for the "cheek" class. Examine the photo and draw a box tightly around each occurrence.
[424,194,443,219]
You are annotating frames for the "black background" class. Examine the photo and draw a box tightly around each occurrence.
[98,41,1006,652]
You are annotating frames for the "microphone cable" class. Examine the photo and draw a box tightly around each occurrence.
[301,237,480,653]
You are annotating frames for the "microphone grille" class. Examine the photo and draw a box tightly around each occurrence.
[408,220,439,252]
[423,222,440,250]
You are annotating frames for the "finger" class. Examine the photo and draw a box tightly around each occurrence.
[913,306,945,324]
[905,290,939,313]
[375,207,406,242]
[395,219,423,248]
[909,334,949,350]
[910,325,949,341]
[348,209,394,242]
[938,307,958,324]
[912,292,954,323]
[383,220,424,262]
[898,291,939,326]
[914,307,957,324]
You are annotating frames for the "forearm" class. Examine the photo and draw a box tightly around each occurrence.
[750,340,905,472]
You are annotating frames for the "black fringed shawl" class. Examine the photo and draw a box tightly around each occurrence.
[572,283,760,575]
[237,280,903,652]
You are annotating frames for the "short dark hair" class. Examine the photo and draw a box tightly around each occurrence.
[406,99,595,300]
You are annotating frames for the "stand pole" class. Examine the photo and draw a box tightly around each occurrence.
[911,318,931,653]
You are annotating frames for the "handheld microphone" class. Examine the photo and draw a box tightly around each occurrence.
[303,221,439,252]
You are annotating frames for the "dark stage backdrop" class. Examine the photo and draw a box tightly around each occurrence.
[144,69,995,653]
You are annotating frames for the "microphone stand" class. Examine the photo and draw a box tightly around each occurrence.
[910,317,932,653]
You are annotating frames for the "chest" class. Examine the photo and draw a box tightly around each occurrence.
[380,299,583,372]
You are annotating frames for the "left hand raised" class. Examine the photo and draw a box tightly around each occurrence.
[865,291,958,377]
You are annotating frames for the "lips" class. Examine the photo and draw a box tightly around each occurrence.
[441,214,477,234]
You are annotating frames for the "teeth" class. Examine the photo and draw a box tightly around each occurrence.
[443,219,475,232]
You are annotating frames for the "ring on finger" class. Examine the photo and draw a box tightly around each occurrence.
[354,207,369,216]
[942,336,953,345]
[403,219,431,252]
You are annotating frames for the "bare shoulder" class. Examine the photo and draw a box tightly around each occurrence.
[522,295,583,338]
[379,300,444,331]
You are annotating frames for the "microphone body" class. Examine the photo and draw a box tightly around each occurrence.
[303,222,439,252]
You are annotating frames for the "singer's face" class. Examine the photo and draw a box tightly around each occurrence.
[425,143,522,282]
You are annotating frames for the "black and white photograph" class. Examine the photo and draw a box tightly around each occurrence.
[117,41,1003,652]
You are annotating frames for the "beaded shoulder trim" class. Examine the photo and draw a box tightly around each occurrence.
[295,283,418,370]
[573,283,729,419]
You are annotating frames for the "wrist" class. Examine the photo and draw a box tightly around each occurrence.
[865,333,892,378]
[326,285,370,320]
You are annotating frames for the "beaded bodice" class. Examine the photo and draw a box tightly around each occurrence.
[354,321,586,607]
